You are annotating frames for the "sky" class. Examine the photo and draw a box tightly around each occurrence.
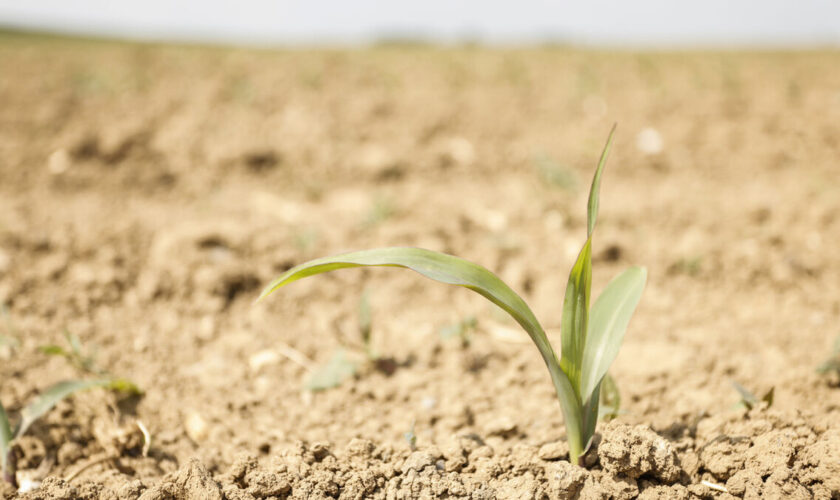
[0,0,838,48]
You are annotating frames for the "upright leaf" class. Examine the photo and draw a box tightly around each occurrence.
[0,401,11,475]
[560,239,592,391]
[561,125,616,393]
[580,266,646,401]
[580,381,602,456]
[587,124,616,237]
[14,379,113,438]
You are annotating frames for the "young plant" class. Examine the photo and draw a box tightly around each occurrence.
[258,127,646,466]
[732,381,774,411]
[39,331,141,395]
[305,291,397,391]
[439,315,478,347]
[0,379,125,487]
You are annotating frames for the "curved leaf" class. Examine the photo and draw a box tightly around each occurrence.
[14,379,114,439]
[259,247,558,362]
[580,266,647,401]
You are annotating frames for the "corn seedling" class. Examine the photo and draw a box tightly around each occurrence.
[305,292,398,391]
[534,153,578,191]
[732,382,774,411]
[1,379,130,487]
[258,127,646,466]
[404,420,418,451]
[39,331,141,395]
[439,316,478,347]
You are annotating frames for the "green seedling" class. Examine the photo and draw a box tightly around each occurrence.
[1,379,127,487]
[363,196,397,228]
[305,292,397,391]
[258,127,646,466]
[404,420,418,451]
[817,335,840,375]
[439,316,478,347]
[534,153,578,191]
[39,331,141,395]
[732,382,774,411]
[668,256,703,276]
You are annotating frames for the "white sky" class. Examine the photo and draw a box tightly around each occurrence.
[0,0,838,47]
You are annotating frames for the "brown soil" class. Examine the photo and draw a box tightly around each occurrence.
[1,32,839,499]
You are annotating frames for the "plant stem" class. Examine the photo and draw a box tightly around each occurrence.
[546,361,585,467]
[568,434,584,467]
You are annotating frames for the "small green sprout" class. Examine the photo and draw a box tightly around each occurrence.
[534,153,578,191]
[305,292,398,391]
[817,335,840,375]
[732,382,774,411]
[439,316,478,347]
[1,379,127,487]
[258,127,646,466]
[404,420,418,451]
[39,331,141,395]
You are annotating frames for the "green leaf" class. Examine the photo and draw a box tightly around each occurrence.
[580,266,647,401]
[586,124,616,237]
[0,400,11,475]
[560,124,616,398]
[106,378,143,396]
[581,381,601,456]
[259,247,558,364]
[39,345,68,356]
[732,382,773,410]
[560,238,592,392]
[598,372,622,421]
[13,379,113,439]
[306,350,358,391]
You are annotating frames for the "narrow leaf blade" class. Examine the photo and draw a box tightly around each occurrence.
[259,247,558,364]
[580,266,646,400]
[14,379,112,438]
[580,381,602,457]
[560,238,592,392]
[0,401,11,474]
[586,124,617,237]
